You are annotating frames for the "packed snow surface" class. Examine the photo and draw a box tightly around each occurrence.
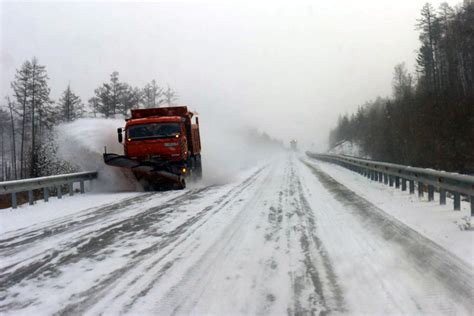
[1,153,472,315]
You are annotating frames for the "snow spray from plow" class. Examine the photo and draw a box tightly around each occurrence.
[53,111,284,192]
[55,118,142,192]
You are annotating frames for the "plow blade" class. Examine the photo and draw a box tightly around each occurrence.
[103,153,185,189]
[103,153,147,169]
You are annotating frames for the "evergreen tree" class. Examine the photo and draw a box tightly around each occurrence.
[119,84,142,115]
[9,57,52,178]
[416,3,442,94]
[28,57,53,177]
[91,71,128,117]
[328,2,474,172]
[57,85,84,122]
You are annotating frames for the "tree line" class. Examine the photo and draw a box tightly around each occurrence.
[0,60,179,181]
[329,2,474,173]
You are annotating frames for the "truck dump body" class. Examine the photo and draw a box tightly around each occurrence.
[104,106,202,189]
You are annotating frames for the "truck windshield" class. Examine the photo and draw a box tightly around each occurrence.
[127,123,180,140]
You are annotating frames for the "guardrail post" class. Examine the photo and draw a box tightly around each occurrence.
[57,186,62,199]
[439,189,446,205]
[428,185,434,201]
[80,181,85,194]
[69,183,74,196]
[384,173,388,185]
[12,192,17,209]
[389,176,394,187]
[28,190,34,205]
[453,192,460,210]
[378,172,383,183]
[418,182,424,197]
[44,187,49,202]
[395,177,400,189]
[409,180,415,194]
[401,179,407,191]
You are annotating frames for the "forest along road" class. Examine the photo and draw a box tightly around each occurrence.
[0,154,473,315]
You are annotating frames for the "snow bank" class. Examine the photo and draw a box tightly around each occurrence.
[328,140,367,158]
[307,158,474,267]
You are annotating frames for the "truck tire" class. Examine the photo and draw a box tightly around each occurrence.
[195,155,203,180]
[174,177,186,190]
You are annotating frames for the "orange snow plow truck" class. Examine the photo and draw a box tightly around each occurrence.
[103,106,202,190]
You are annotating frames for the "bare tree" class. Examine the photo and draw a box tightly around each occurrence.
[163,84,178,106]
[0,112,6,181]
[141,79,165,108]
[392,63,413,100]
[6,97,17,180]
[11,60,32,178]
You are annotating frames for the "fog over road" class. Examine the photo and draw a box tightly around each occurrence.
[1,154,472,315]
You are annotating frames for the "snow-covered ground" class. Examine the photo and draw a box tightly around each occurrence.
[304,157,474,266]
[0,192,141,234]
[0,153,472,315]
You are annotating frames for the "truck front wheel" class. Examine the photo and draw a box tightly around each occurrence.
[194,156,203,180]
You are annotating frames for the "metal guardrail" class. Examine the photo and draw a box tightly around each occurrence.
[0,171,98,209]
[306,152,474,216]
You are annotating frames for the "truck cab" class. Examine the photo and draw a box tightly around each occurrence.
[124,117,188,162]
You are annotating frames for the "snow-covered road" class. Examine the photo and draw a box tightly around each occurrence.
[1,154,473,315]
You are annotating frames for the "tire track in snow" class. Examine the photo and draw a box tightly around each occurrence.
[0,192,157,253]
[54,166,267,315]
[0,187,213,311]
[285,157,345,315]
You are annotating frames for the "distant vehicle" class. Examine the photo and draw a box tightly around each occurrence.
[290,139,298,151]
[103,106,202,189]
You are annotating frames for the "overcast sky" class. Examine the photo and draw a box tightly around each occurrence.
[0,0,462,150]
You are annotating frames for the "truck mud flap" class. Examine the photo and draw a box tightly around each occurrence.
[154,171,184,186]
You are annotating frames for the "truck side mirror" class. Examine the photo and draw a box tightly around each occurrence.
[117,128,123,143]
